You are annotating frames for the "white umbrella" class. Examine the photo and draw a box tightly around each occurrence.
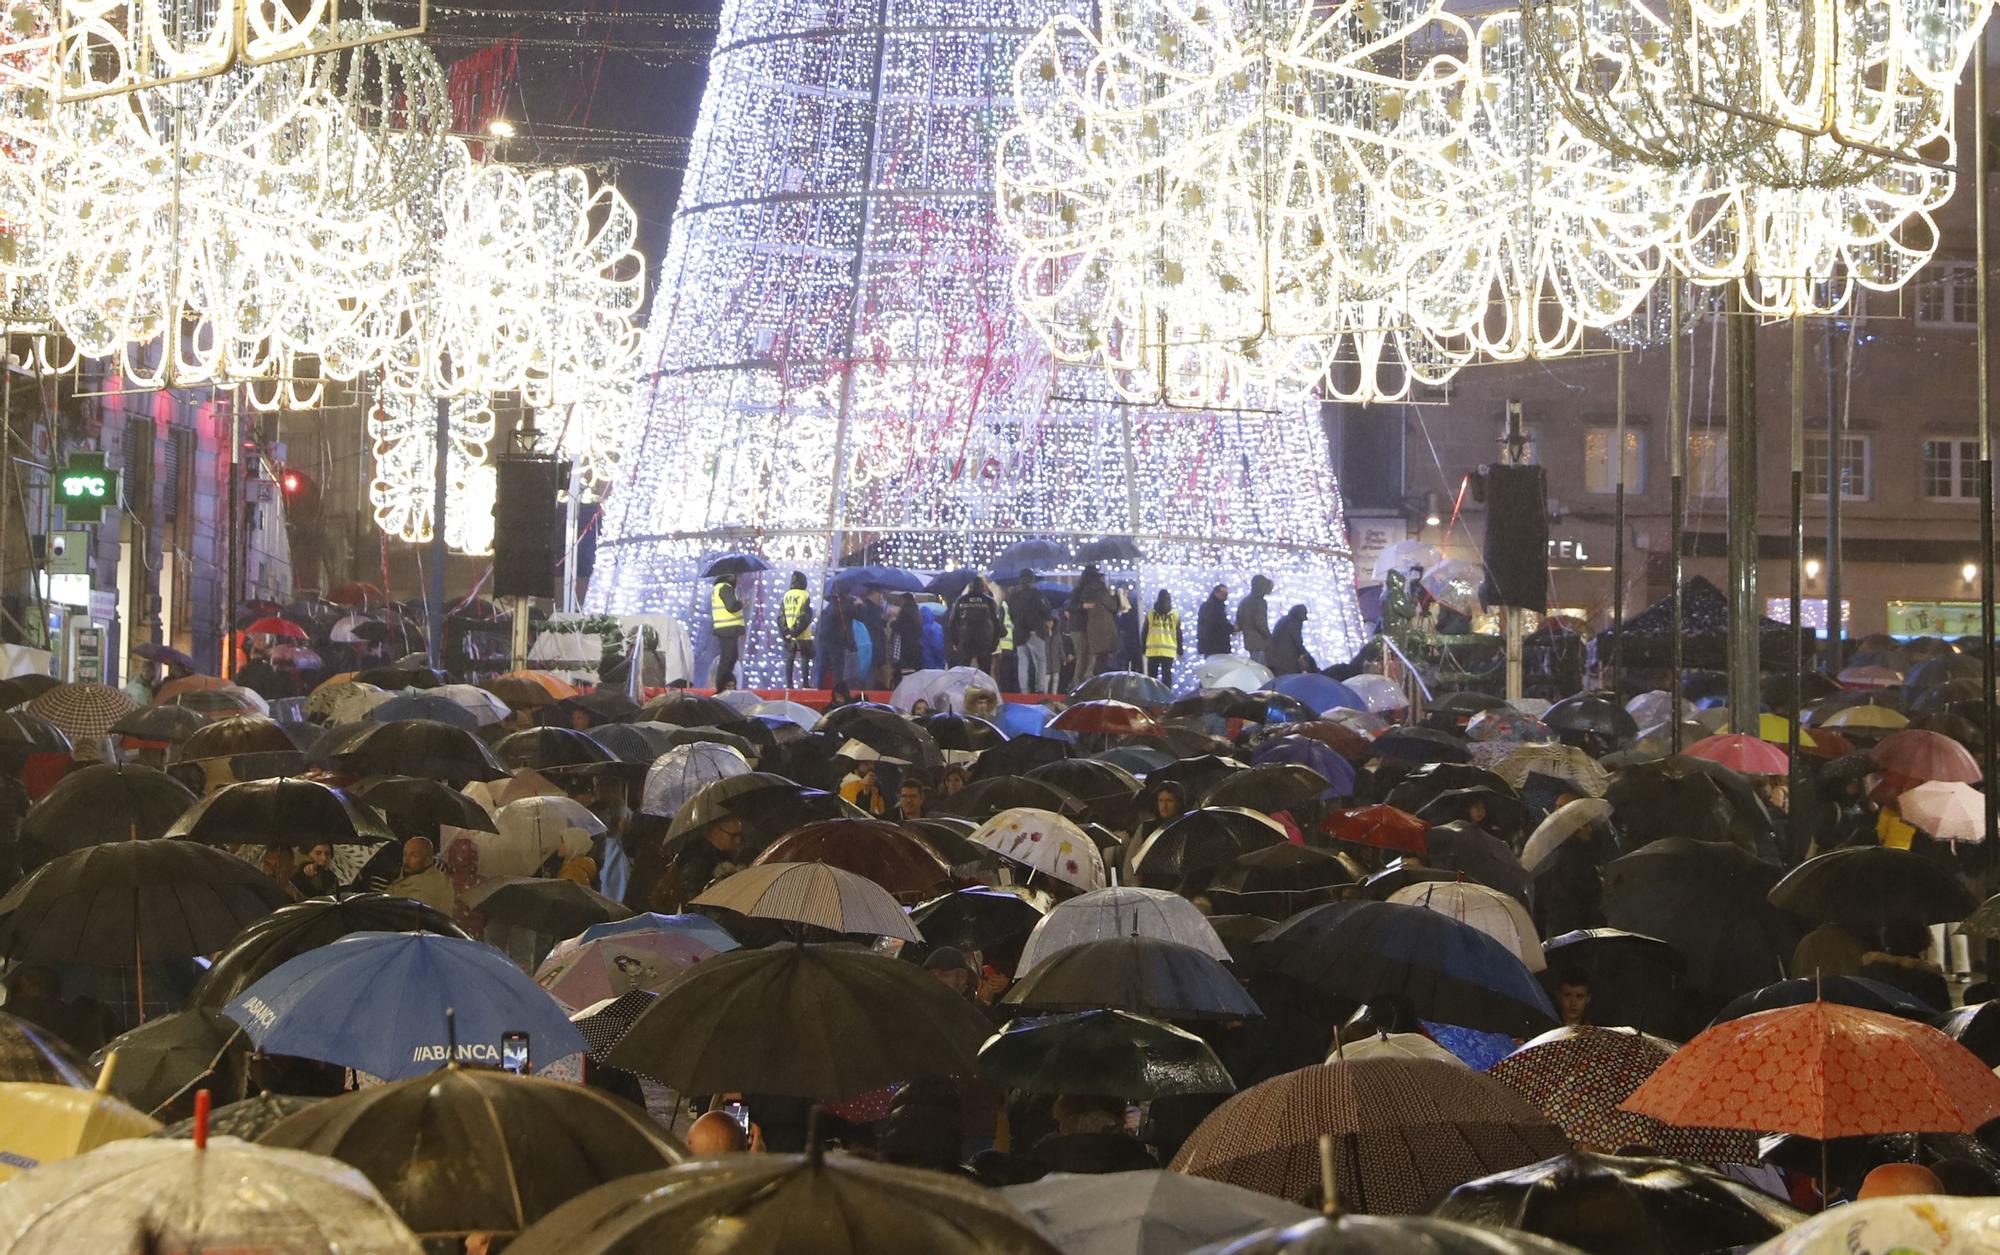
[429,683,513,728]
[1017,885,1227,972]
[1322,706,1389,735]
[1327,1032,1467,1067]
[715,689,765,712]
[1343,673,1409,714]
[328,684,392,724]
[328,614,371,644]
[474,795,607,877]
[1624,689,1695,728]
[746,699,819,730]
[836,738,908,765]
[1190,656,1274,694]
[1900,779,1985,843]
[1520,797,1615,873]
[1508,697,1552,717]
[1003,1170,1314,1255]
[970,806,1106,892]
[640,742,750,817]
[693,862,919,940]
[891,666,1001,713]
[1389,880,1546,972]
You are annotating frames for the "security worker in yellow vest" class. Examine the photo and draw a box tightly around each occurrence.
[1144,589,1182,688]
[711,574,747,690]
[780,571,815,688]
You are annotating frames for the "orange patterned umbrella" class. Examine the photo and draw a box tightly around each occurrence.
[1621,1001,2000,1139]
[152,674,233,704]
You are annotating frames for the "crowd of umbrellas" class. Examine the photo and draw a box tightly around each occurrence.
[1,645,2000,1253]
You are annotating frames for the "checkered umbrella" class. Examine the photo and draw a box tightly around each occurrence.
[1171,1057,1569,1212]
[27,683,137,743]
[1488,1026,1759,1164]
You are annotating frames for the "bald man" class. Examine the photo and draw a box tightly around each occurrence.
[384,836,456,915]
[687,1110,763,1156]
[1856,1162,1944,1200]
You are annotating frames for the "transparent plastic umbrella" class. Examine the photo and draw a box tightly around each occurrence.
[1017,886,1229,972]
[1344,673,1410,714]
[1189,656,1274,694]
[474,796,610,878]
[1421,560,1488,617]
[0,1135,422,1254]
[640,743,751,817]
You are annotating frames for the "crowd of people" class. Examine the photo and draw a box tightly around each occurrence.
[0,613,1998,1252]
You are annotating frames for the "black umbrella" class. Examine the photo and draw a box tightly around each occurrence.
[165,777,393,848]
[660,725,760,759]
[503,1152,1057,1255]
[1600,839,1792,1001]
[191,892,466,1009]
[1259,901,1558,1037]
[1424,691,1510,732]
[350,776,499,843]
[909,885,1048,952]
[1187,1214,1585,1252]
[16,764,197,863]
[1759,1131,2000,1202]
[1370,727,1473,765]
[1383,764,1520,814]
[1252,691,1319,724]
[1129,808,1289,891]
[1766,845,1978,925]
[0,840,288,966]
[638,692,747,728]
[1073,670,1173,708]
[1539,930,1698,1040]
[1203,764,1330,814]
[172,714,298,763]
[1543,691,1640,747]
[260,1066,682,1239]
[978,1009,1234,1098]
[607,943,995,1100]
[918,712,1007,753]
[1711,975,1939,1024]
[905,818,1000,874]
[352,664,442,690]
[1212,844,1357,894]
[1001,935,1262,1022]
[824,708,943,770]
[1424,821,1533,905]
[936,774,1083,821]
[1146,754,1247,803]
[572,989,658,1064]
[466,877,632,938]
[0,709,71,768]
[971,733,1075,779]
[1605,758,1758,852]
[701,553,770,578]
[327,719,509,785]
[495,726,616,770]
[154,1092,320,1140]
[662,773,853,851]
[588,722,680,765]
[1434,1151,1802,1255]
[1935,1000,2000,1067]
[110,704,210,743]
[1027,757,1142,811]
[0,674,62,710]
[1168,691,1270,723]
[89,1008,248,1119]
[557,691,641,725]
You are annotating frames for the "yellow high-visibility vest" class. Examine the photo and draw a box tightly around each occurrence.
[1145,610,1179,657]
[781,588,813,641]
[711,582,746,632]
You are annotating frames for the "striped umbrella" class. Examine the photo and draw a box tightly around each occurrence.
[1489,1026,1757,1163]
[27,683,137,743]
[1171,1057,1568,1212]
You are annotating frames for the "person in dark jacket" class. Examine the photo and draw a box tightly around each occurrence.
[1860,922,1951,1010]
[855,588,890,688]
[1236,574,1273,663]
[1266,603,1315,675]
[947,582,1002,670]
[1196,584,1235,657]
[890,593,926,681]
[1007,571,1055,694]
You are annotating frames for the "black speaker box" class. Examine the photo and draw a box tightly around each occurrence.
[1480,463,1549,613]
[493,458,568,599]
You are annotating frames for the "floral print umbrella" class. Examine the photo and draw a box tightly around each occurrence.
[970,807,1105,891]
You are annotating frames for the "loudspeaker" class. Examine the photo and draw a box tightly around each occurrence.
[493,458,568,600]
[1480,463,1549,613]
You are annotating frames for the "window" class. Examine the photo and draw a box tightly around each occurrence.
[1922,437,1980,502]
[1583,427,1646,494]
[1687,429,1729,497]
[1804,433,1871,499]
[1917,262,1978,328]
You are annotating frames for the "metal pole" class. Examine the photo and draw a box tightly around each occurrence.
[1788,316,1805,824]
[428,395,447,671]
[1825,320,1843,668]
[225,395,240,678]
[1976,32,1996,850]
[1669,285,1685,755]
[1725,287,1761,728]
[1,330,12,629]
[509,594,532,672]
[562,459,581,615]
[1612,348,1627,686]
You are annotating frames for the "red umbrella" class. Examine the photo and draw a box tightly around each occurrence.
[1683,734,1789,777]
[326,581,387,608]
[1321,804,1428,855]
[1621,1002,2000,1140]
[1048,700,1162,737]
[1872,729,1982,783]
[241,617,309,641]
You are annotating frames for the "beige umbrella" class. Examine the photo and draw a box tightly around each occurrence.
[1326,1032,1466,1067]
[1492,744,1609,797]
[1520,797,1615,873]
[1389,881,1546,972]
[693,862,920,941]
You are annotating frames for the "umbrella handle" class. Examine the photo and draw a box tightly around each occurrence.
[1318,1134,1338,1215]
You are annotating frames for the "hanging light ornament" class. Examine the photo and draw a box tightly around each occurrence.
[367,389,496,554]
[998,0,1485,406]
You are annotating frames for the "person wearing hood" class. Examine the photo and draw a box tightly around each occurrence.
[1236,575,1274,663]
[1267,603,1316,675]
[780,571,814,687]
[1196,584,1235,657]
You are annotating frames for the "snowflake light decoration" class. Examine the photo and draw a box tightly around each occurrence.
[367,389,495,554]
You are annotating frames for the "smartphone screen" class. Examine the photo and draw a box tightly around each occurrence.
[720,1100,750,1134]
[501,1032,530,1074]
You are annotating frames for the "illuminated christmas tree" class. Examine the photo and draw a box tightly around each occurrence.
[588,0,1366,683]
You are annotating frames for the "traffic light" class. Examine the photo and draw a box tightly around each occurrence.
[278,466,318,511]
